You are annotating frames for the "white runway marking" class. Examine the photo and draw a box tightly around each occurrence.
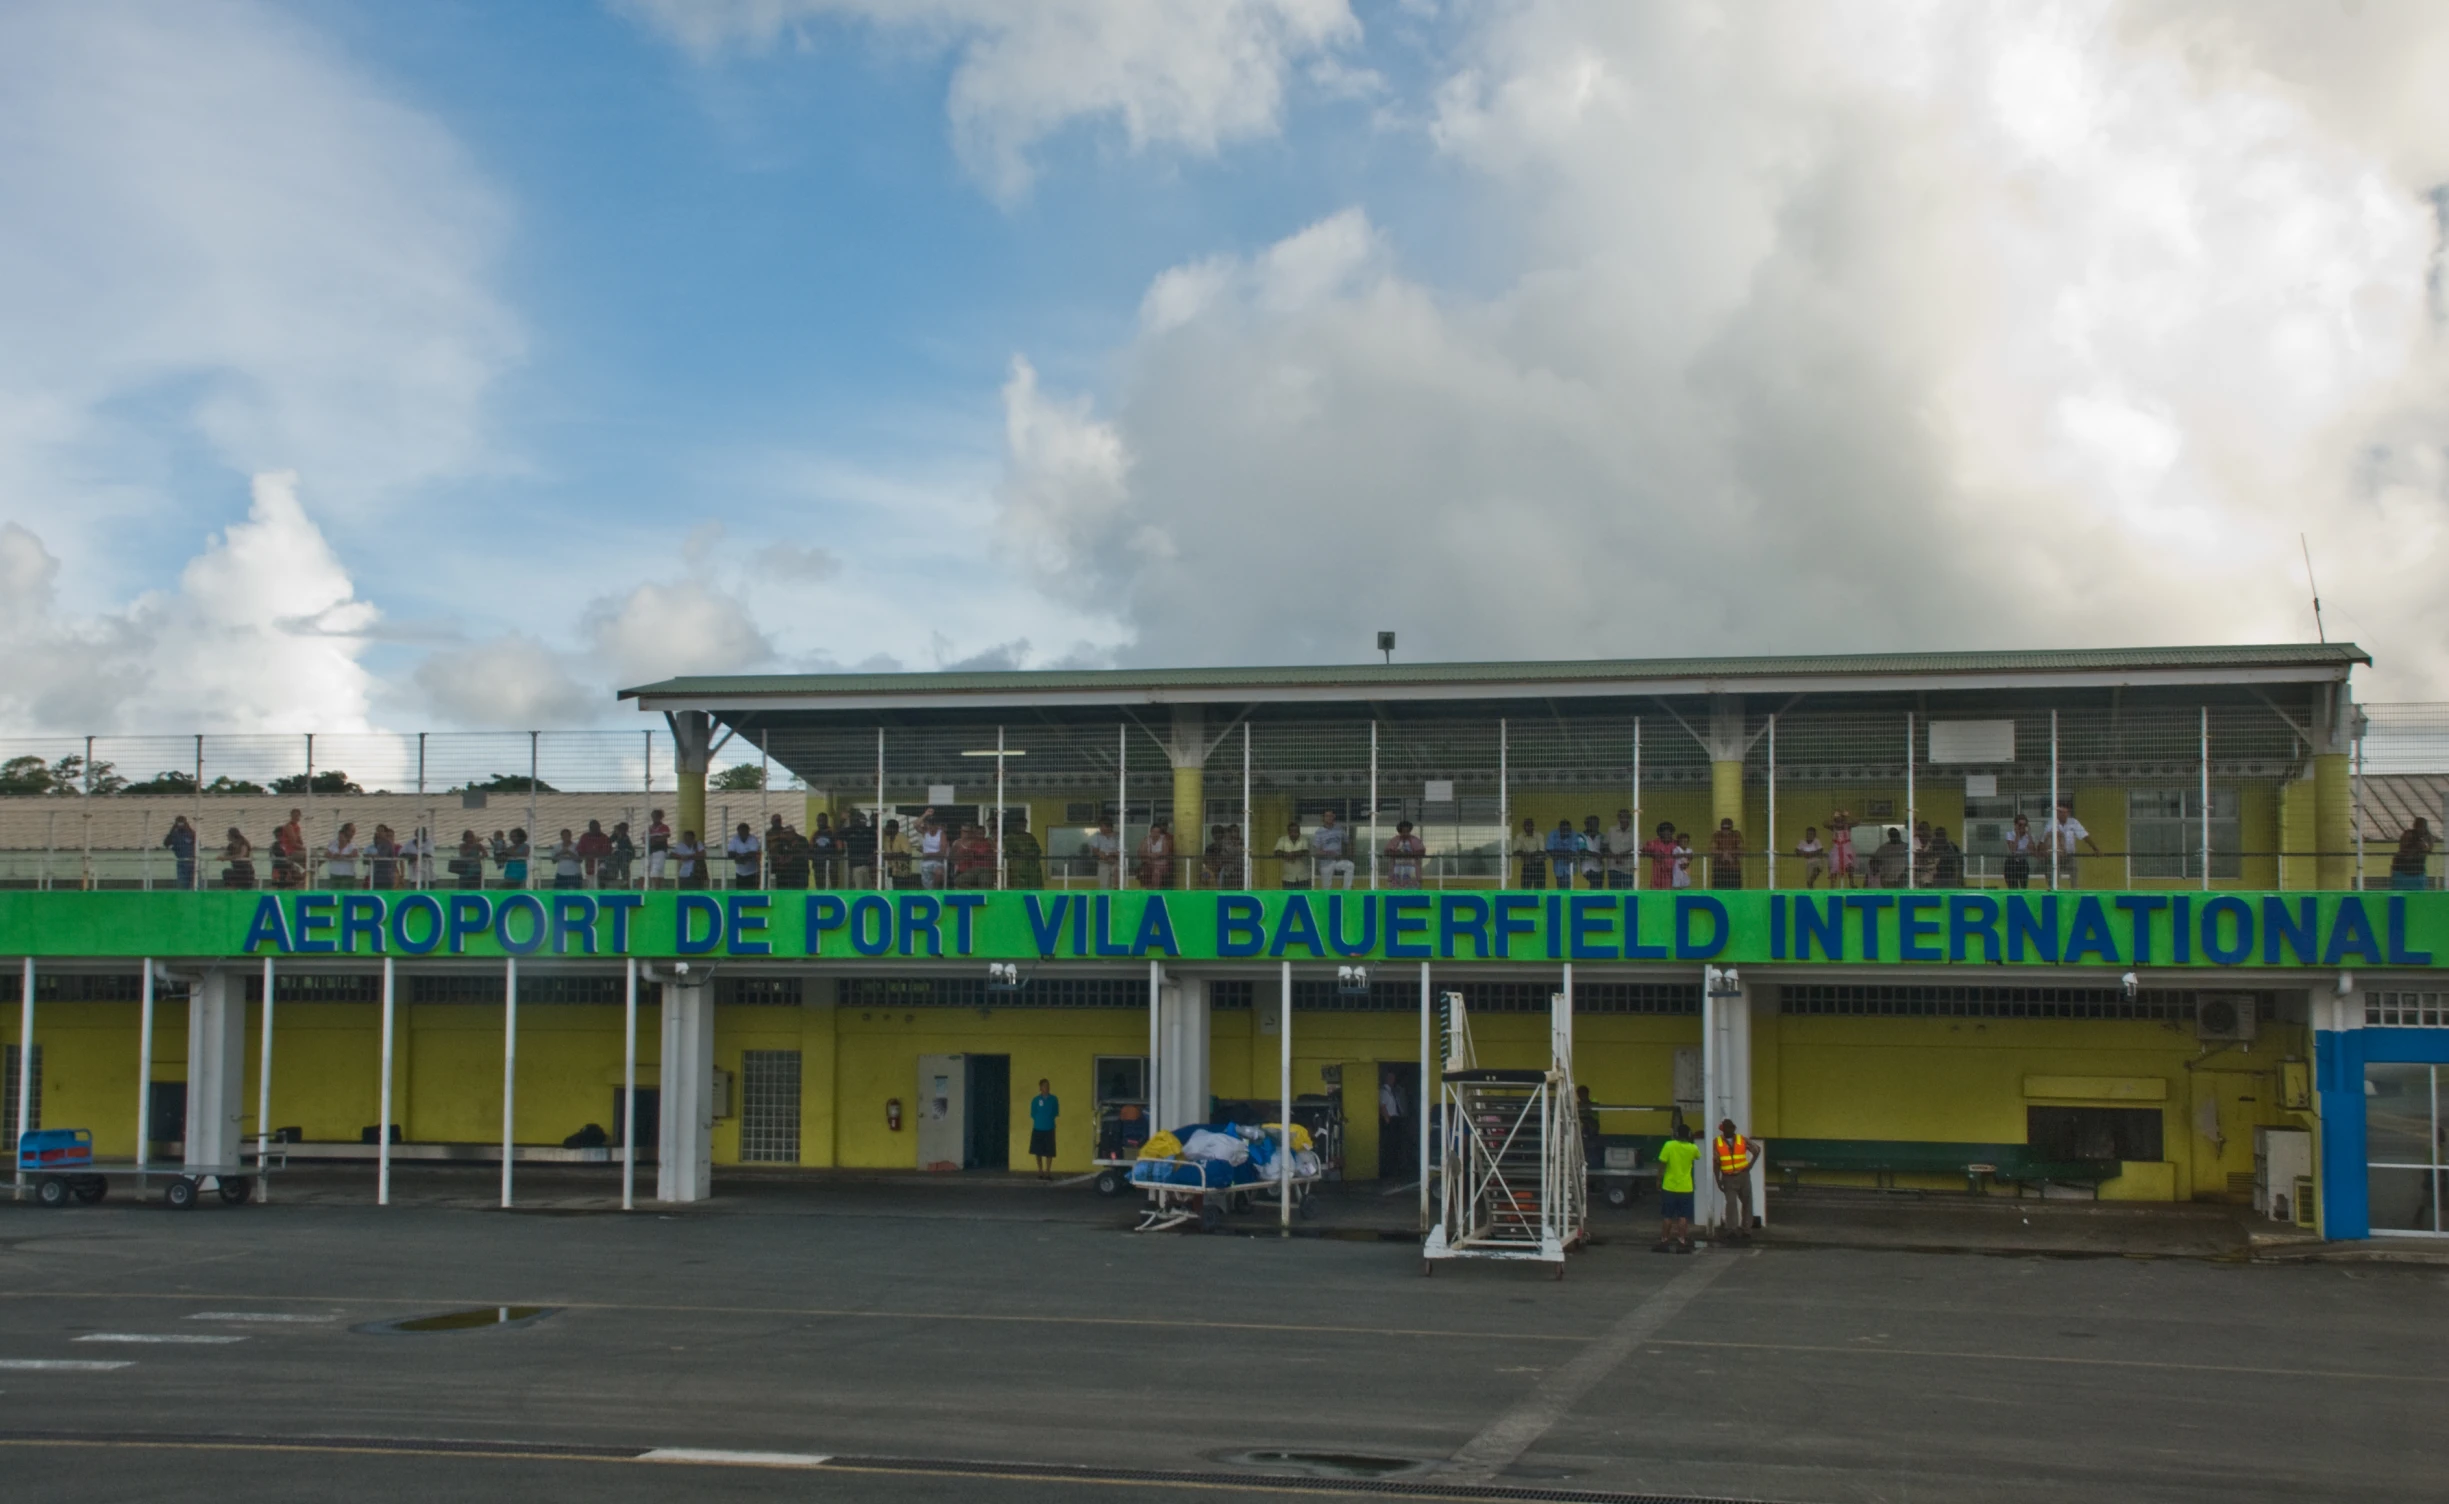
[637,1448,832,1468]
[76,1334,247,1345]
[1444,1253,1735,1482]
[187,1312,335,1323]
[0,1359,134,1371]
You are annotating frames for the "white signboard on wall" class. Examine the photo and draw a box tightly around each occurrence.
[1928,720,2015,764]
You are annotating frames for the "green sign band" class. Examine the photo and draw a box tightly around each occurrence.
[0,890,2433,968]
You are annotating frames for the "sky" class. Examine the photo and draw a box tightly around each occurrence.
[2,0,2447,736]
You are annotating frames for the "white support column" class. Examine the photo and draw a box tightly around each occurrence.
[136,960,155,1172]
[1156,978,1210,1130]
[1699,965,1756,1237]
[377,957,395,1206]
[658,974,714,1202]
[14,956,32,1200]
[1418,961,1431,1232]
[1905,713,1917,890]
[1632,719,1643,890]
[1745,986,1766,1229]
[1498,720,1509,887]
[622,957,638,1212]
[2200,705,2212,892]
[256,956,274,1202]
[2049,710,2062,890]
[1280,960,1293,1230]
[1146,959,1162,1127]
[501,956,517,1208]
[1368,720,1380,891]
[185,969,246,1174]
[1767,716,1778,891]
[1241,724,1252,891]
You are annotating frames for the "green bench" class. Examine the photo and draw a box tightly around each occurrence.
[1767,1140,2118,1198]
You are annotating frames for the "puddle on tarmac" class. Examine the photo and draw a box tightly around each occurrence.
[1216,1450,1426,1480]
[354,1306,557,1335]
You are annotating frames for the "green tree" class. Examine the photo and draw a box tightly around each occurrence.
[121,770,200,796]
[455,773,558,794]
[1,754,123,796]
[271,770,364,795]
[709,764,765,791]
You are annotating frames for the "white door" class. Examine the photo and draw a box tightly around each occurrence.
[917,1054,967,1171]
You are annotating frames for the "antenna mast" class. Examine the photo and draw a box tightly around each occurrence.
[2300,534,2326,644]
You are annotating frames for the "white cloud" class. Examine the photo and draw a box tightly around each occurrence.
[753,541,844,583]
[0,3,520,592]
[0,472,378,733]
[991,0,2449,691]
[586,577,776,688]
[620,0,1361,199]
[995,356,1146,588]
[412,635,604,730]
[0,524,59,633]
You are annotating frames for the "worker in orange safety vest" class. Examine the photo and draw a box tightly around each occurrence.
[1713,1118,1758,1243]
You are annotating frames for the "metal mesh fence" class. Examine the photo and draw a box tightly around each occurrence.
[1,698,2439,892]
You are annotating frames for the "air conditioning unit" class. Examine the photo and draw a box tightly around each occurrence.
[2196,993,2258,1043]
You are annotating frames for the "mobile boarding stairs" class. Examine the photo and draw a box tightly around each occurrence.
[1422,988,1587,1278]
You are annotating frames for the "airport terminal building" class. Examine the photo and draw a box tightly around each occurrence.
[6,643,2447,1241]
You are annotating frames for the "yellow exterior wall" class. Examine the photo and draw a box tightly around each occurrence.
[2314,752,2353,889]
[4,1002,171,1161]
[1772,1013,2304,1201]
[830,1004,1149,1172]
[4,996,2302,1204]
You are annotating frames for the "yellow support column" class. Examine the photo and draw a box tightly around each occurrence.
[672,710,713,859]
[2314,753,2352,890]
[1172,764,1204,887]
[2279,775,2314,891]
[677,768,707,855]
[1712,761,1744,865]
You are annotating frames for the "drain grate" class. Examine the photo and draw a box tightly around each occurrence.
[354,1306,557,1336]
[1219,1449,1430,1480]
[831,1451,1790,1502]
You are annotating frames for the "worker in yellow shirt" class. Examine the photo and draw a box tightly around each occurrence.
[1713,1117,1758,1244]
[1652,1123,1700,1255]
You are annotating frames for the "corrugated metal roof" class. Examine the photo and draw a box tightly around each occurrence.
[2360,773,2448,840]
[622,643,2367,703]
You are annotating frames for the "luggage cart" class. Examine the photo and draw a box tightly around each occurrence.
[15,1128,275,1210]
[1128,1152,1320,1232]
[1211,1095,1345,1182]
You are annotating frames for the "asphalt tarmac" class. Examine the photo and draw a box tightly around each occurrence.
[0,1175,2441,1502]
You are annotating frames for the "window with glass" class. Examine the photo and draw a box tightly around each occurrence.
[2369,991,2449,1028]
[2367,1062,2449,1236]
[2126,787,2241,880]
[1962,794,2056,883]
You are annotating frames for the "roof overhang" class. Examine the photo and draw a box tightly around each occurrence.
[620,645,2367,717]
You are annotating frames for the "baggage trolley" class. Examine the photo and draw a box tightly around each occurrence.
[15,1128,275,1210]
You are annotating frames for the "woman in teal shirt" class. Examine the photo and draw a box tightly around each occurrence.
[1028,1080,1059,1179]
